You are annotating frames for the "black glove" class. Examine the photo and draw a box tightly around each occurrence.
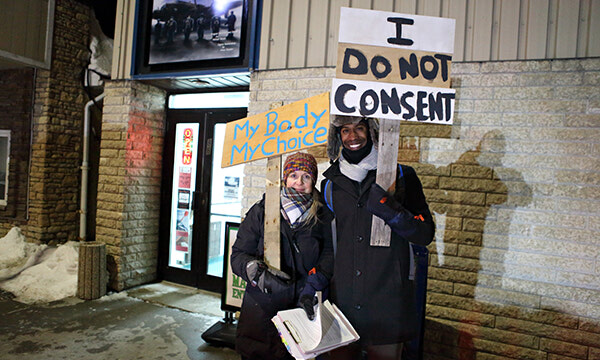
[298,294,318,320]
[297,272,329,320]
[366,183,404,221]
[246,259,292,294]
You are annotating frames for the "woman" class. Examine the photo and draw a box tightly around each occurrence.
[230,152,332,360]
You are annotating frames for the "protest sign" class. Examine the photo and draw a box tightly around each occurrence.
[331,7,456,124]
[331,7,456,246]
[221,92,329,168]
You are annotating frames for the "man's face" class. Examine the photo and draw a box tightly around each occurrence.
[340,122,369,151]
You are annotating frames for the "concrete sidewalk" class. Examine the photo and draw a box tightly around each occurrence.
[0,282,240,360]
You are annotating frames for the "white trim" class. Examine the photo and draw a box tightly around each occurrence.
[0,130,11,206]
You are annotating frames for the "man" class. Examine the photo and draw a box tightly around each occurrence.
[226,10,236,39]
[321,115,434,360]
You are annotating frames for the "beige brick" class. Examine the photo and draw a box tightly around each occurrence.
[496,316,600,347]
[502,113,565,127]
[435,229,483,245]
[579,318,600,334]
[439,177,508,193]
[532,226,598,246]
[456,87,495,100]
[590,346,600,359]
[428,267,479,285]
[555,86,600,100]
[427,304,495,327]
[428,279,454,294]
[540,338,588,359]
[471,337,546,360]
[453,62,482,74]
[541,297,600,319]
[475,286,541,308]
[425,189,486,206]
[584,72,600,86]
[494,86,556,100]
[428,242,458,256]
[260,79,297,90]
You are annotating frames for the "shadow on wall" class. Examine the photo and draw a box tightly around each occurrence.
[413,130,588,359]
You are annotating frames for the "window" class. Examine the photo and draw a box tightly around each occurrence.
[168,91,249,109]
[0,130,10,206]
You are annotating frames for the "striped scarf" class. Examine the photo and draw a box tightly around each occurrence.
[280,187,313,228]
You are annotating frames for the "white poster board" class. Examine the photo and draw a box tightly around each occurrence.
[331,7,456,124]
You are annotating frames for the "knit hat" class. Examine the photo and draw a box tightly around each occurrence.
[283,152,318,183]
[327,115,379,161]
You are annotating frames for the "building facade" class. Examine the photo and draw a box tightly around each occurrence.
[0,0,599,358]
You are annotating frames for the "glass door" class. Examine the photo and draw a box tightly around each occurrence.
[206,123,245,277]
[159,108,247,292]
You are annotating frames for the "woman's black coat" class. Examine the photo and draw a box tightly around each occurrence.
[321,161,434,345]
[230,195,332,359]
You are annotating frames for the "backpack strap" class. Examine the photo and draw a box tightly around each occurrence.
[324,179,334,213]
[323,179,337,257]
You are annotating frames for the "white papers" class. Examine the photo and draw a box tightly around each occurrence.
[271,292,359,359]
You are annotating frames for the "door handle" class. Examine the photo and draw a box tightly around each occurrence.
[191,191,207,210]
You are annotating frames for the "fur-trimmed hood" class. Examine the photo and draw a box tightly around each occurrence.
[326,115,379,161]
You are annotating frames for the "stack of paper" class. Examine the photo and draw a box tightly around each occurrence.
[271,293,359,359]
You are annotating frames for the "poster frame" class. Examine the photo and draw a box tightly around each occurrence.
[132,0,258,78]
[221,221,243,312]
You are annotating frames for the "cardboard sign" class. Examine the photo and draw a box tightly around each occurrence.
[331,78,454,125]
[338,7,455,54]
[222,92,330,168]
[331,7,456,124]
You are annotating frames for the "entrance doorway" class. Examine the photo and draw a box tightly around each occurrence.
[159,107,247,292]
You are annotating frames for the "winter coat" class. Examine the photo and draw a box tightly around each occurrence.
[321,161,434,345]
[230,195,332,360]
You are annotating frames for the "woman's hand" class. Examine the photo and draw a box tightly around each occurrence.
[246,260,292,294]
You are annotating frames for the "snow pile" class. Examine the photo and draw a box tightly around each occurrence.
[0,227,47,281]
[0,227,79,304]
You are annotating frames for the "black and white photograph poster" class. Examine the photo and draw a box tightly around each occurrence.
[149,0,244,65]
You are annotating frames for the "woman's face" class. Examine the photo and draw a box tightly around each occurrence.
[285,170,313,194]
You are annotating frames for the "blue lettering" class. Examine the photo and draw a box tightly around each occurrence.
[248,143,260,160]
[249,124,260,139]
[311,109,327,129]
[233,121,250,140]
[265,111,278,136]
[314,127,327,144]
[231,143,248,163]
[295,104,308,128]
[279,120,292,132]
[302,131,314,146]
[261,137,275,156]
[288,137,298,150]
[277,136,287,153]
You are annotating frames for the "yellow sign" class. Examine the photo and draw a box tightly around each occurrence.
[222,92,330,167]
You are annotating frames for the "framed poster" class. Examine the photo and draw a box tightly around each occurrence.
[133,0,258,76]
[221,221,244,312]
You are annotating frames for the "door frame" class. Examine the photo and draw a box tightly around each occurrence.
[158,107,248,292]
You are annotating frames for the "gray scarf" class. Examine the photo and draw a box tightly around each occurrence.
[339,145,378,182]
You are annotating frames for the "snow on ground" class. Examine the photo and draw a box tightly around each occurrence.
[0,227,79,304]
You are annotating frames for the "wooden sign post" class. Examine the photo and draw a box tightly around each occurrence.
[264,102,283,270]
[331,7,456,246]
[222,94,330,269]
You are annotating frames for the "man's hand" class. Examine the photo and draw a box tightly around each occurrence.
[246,260,292,294]
[366,183,404,221]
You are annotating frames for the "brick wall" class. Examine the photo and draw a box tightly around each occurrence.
[246,59,600,359]
[0,0,91,243]
[95,80,166,291]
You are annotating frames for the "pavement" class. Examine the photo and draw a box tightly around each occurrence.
[0,281,241,360]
